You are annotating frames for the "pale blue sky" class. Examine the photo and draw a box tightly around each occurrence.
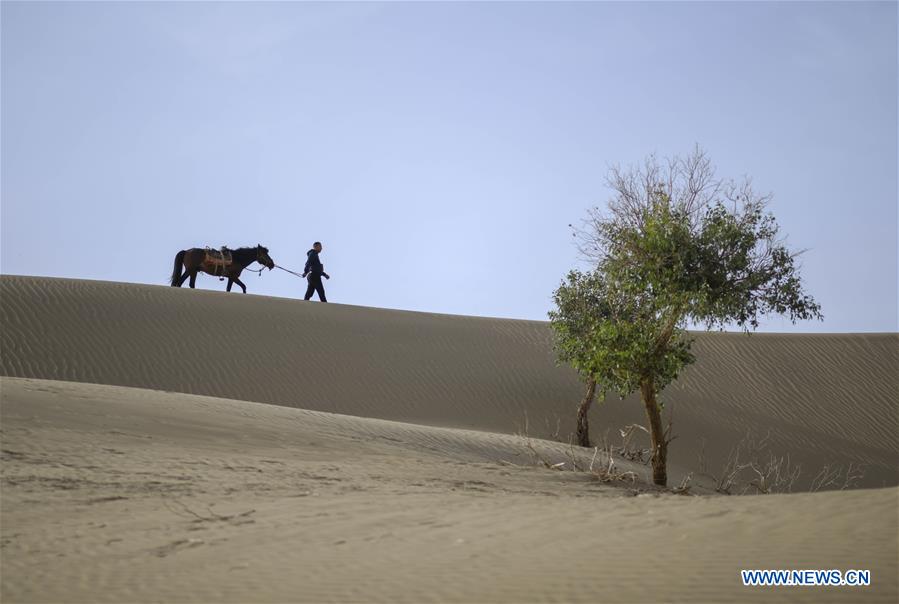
[2,1,896,332]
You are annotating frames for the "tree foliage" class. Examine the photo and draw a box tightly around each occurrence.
[550,270,693,398]
[550,147,822,486]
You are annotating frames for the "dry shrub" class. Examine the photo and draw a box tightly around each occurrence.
[698,430,864,495]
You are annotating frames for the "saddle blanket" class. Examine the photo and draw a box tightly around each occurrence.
[204,247,232,267]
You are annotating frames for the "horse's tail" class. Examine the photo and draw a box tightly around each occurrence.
[171,250,186,286]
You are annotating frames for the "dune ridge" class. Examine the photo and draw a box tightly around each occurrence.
[2,275,896,489]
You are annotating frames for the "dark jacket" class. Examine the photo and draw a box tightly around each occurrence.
[304,249,324,277]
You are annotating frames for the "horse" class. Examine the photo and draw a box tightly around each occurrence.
[170,245,275,293]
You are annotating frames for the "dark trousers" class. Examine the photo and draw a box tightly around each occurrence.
[304,274,327,302]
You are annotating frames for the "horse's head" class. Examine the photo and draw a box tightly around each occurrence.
[256,245,275,270]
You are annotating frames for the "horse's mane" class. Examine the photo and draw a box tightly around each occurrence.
[227,245,267,253]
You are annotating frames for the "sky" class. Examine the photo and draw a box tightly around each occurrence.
[2,1,896,332]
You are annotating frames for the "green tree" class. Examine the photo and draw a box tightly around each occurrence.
[549,148,822,486]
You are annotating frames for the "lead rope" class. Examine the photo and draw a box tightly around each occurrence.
[243,252,270,277]
[274,265,305,279]
[242,263,305,278]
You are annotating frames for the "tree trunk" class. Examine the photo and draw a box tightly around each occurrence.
[576,377,597,448]
[640,378,668,487]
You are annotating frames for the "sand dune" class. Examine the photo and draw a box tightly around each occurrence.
[1,275,896,488]
[2,377,896,603]
[1,275,897,603]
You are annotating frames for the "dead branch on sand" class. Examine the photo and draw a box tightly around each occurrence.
[164,497,256,524]
[809,463,865,492]
[697,430,864,495]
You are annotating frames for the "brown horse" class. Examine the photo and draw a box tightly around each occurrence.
[170,245,275,293]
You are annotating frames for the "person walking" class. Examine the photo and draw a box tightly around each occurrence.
[301,241,329,302]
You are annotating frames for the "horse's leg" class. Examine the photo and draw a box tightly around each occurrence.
[171,250,186,287]
[228,266,248,294]
[180,250,201,288]
[226,278,234,292]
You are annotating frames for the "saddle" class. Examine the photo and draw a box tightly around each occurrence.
[204,247,233,278]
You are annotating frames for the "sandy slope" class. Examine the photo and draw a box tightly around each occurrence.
[1,276,898,603]
[2,378,896,603]
[1,275,897,489]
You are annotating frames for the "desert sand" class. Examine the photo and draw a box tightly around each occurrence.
[1,275,897,603]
